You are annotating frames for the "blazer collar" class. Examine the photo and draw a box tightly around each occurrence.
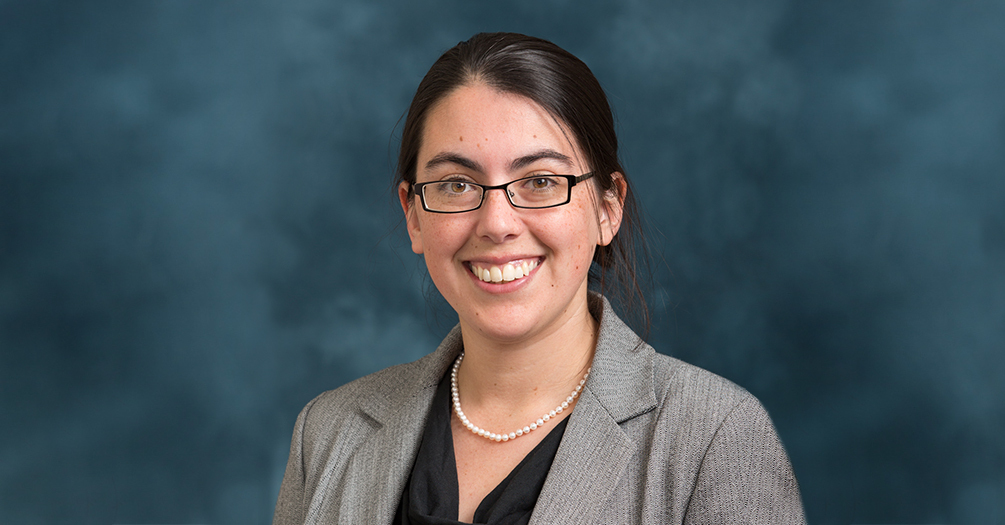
[357,289,655,420]
[331,294,656,524]
[316,327,462,524]
[585,293,658,423]
[356,294,657,426]
[530,294,658,523]
[356,325,463,423]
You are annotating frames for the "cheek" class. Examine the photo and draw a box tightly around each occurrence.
[548,204,602,268]
[568,197,603,241]
[418,215,470,261]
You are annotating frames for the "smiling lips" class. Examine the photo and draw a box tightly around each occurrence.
[469,259,540,284]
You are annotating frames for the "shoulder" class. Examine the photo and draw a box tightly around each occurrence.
[310,358,429,408]
[592,297,804,521]
[297,356,436,436]
[590,295,761,429]
[291,325,461,456]
[648,350,787,453]
[623,353,803,523]
[651,352,757,420]
[285,353,446,484]
[667,356,805,521]
[649,354,805,522]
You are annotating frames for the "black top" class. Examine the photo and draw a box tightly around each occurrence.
[393,372,569,525]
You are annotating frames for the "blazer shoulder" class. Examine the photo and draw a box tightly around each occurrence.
[653,356,806,523]
[290,357,441,480]
[650,353,762,430]
[299,358,430,430]
[653,352,750,397]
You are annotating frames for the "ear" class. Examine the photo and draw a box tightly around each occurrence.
[597,172,626,247]
[399,181,424,254]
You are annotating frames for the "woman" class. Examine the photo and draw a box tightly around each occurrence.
[274,33,805,524]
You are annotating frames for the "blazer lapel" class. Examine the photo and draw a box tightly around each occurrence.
[529,296,658,524]
[311,327,464,524]
[332,386,437,523]
[528,388,636,524]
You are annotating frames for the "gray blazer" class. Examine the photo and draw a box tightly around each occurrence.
[274,297,806,524]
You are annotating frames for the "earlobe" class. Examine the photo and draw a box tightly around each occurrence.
[597,172,626,247]
[399,181,424,254]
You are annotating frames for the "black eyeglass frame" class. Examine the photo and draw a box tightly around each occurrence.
[412,172,596,214]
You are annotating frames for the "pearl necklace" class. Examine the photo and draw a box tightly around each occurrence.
[450,352,590,442]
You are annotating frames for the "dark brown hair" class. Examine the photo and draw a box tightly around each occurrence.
[396,32,650,336]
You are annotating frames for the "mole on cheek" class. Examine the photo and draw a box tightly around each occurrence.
[459,136,463,142]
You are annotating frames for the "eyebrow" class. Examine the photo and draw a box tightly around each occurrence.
[423,149,575,174]
[424,153,484,173]
[509,149,574,171]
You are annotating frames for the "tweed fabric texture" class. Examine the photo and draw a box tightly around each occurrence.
[273,296,806,524]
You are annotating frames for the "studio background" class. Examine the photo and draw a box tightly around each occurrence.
[2,1,1003,523]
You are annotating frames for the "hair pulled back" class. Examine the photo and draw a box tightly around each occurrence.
[396,32,650,335]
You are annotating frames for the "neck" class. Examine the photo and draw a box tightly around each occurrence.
[454,294,598,412]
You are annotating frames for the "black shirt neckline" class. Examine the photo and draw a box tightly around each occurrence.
[393,371,569,525]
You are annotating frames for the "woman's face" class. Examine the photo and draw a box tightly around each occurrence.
[400,82,623,344]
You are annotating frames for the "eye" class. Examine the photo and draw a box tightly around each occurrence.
[432,179,477,197]
[522,176,560,191]
[448,182,470,193]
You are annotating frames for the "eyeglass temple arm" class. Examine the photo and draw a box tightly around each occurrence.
[573,172,596,185]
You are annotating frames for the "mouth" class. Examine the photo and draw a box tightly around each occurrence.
[467,258,541,284]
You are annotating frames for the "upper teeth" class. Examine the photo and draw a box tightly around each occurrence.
[471,260,538,283]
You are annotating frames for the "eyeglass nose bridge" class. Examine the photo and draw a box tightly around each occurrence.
[476,184,519,210]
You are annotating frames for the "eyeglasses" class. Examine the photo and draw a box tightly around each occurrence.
[413,172,595,213]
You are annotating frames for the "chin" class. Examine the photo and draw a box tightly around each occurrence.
[462,313,540,343]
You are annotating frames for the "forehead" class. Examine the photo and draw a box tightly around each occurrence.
[418,83,584,173]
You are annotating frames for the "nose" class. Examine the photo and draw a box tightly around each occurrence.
[474,187,523,244]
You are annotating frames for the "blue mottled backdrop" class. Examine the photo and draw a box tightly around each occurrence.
[2,1,1003,523]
